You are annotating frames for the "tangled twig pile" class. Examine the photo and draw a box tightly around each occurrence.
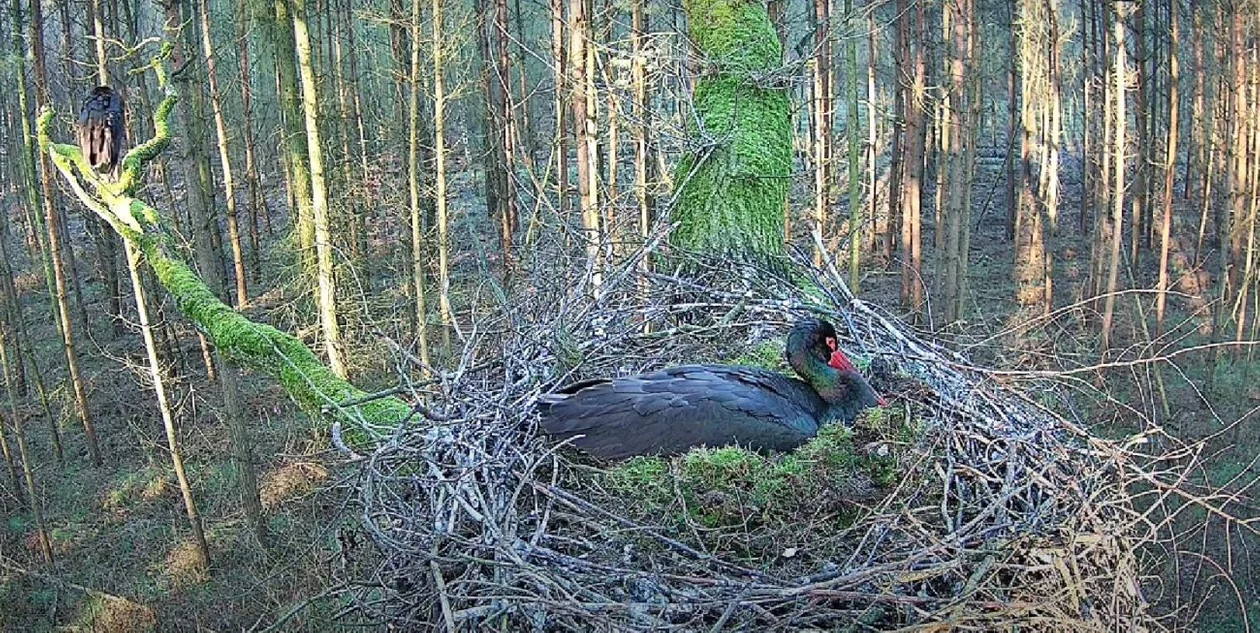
[337,249,1206,631]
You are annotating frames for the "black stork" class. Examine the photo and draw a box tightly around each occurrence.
[537,318,885,461]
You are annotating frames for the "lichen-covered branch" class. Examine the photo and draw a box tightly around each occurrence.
[36,57,410,443]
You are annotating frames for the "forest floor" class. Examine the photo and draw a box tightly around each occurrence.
[1,146,1258,630]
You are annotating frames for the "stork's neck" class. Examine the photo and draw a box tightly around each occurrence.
[786,344,837,394]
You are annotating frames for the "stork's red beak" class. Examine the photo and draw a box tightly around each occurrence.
[828,349,856,372]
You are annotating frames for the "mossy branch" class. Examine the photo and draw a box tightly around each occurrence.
[36,50,410,445]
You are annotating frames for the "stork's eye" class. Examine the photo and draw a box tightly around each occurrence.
[825,336,836,351]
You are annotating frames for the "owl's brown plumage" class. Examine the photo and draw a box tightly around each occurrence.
[77,86,126,178]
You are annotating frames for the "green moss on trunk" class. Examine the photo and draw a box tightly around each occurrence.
[671,0,792,262]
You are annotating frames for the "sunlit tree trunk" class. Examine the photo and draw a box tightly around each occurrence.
[124,242,210,568]
[1156,2,1179,336]
[292,0,346,377]
[811,0,831,267]
[633,0,653,253]
[1042,0,1062,315]
[86,0,124,335]
[571,0,601,287]
[901,0,925,317]
[671,0,792,264]
[272,0,315,270]
[432,0,455,349]
[845,0,861,291]
[1100,1,1127,352]
[551,0,568,220]
[866,14,879,261]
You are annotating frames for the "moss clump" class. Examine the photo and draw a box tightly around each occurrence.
[594,403,925,563]
[731,338,789,372]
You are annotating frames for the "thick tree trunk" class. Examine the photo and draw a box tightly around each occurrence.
[272,0,315,269]
[671,0,792,264]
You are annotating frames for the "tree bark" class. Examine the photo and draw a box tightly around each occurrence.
[292,0,347,378]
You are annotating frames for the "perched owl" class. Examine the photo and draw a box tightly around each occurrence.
[77,86,126,179]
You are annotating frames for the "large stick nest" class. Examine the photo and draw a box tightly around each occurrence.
[335,249,1200,631]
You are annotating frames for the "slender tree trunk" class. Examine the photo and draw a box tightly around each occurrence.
[1189,3,1206,204]
[571,0,601,288]
[31,0,101,467]
[846,0,862,291]
[942,0,969,323]
[88,0,124,335]
[238,6,265,283]
[407,0,432,369]
[478,0,515,272]
[901,0,925,317]
[632,0,654,306]
[867,13,879,260]
[432,0,455,348]
[199,0,249,308]
[125,242,211,568]
[1011,0,1024,245]
[292,0,346,378]
[11,0,59,340]
[812,0,831,267]
[1156,2,1179,336]
[1101,2,1127,352]
[887,0,908,263]
[552,0,568,220]
[1043,0,1062,315]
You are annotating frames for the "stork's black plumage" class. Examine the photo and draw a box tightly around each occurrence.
[537,319,885,461]
[77,86,126,178]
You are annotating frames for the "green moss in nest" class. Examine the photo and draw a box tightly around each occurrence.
[731,339,789,372]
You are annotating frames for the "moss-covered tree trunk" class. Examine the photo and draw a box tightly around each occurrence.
[670,0,792,262]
